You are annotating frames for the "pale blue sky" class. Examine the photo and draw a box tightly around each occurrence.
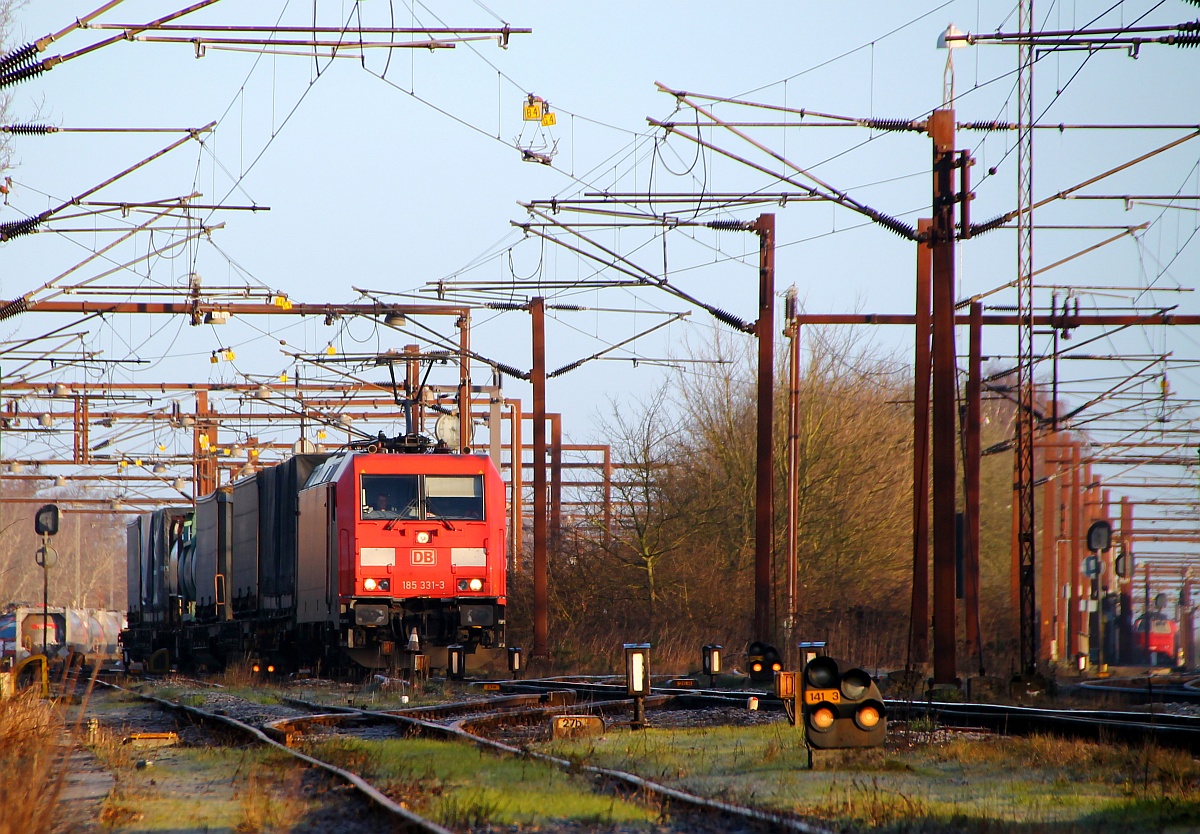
[1,2,1198,562]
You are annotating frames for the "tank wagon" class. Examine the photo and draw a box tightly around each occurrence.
[121,438,507,674]
[0,607,124,667]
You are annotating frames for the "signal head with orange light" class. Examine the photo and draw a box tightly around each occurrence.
[747,641,782,684]
[801,655,886,749]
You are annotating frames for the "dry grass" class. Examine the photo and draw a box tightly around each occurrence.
[0,692,67,834]
[934,732,1200,796]
[85,721,138,772]
[221,659,262,688]
[234,760,310,833]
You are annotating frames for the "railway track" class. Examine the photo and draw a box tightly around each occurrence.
[72,672,1200,832]
[491,676,1200,752]
[97,680,455,834]
[271,702,837,832]
[99,679,840,833]
[1075,673,1200,705]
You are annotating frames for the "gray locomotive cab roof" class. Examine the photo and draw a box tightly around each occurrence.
[304,453,352,489]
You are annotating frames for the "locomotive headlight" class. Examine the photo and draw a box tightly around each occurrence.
[415,530,431,544]
[457,578,484,592]
[469,578,483,592]
[364,578,378,591]
[379,579,390,591]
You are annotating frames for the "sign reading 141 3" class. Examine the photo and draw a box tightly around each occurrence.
[804,688,840,704]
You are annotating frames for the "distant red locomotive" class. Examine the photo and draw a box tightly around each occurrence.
[122,437,507,674]
[1134,613,1178,665]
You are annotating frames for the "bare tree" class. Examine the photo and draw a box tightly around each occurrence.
[589,388,696,634]
[0,1,22,175]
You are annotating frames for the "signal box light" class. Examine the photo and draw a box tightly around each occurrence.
[774,670,797,700]
[624,643,651,698]
[448,644,466,680]
[701,644,722,677]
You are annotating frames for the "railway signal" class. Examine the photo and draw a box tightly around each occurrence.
[701,644,721,686]
[801,655,886,749]
[624,643,651,727]
[747,641,782,684]
[1087,520,1113,667]
[33,504,59,658]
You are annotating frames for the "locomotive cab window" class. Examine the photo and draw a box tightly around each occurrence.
[426,476,485,520]
[361,474,419,519]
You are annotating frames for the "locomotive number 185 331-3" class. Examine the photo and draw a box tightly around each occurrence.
[400,580,446,591]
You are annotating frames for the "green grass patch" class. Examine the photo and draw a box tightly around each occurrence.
[537,724,1200,833]
[96,744,309,833]
[304,735,659,829]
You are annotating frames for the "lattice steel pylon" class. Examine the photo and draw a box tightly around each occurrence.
[1016,0,1039,675]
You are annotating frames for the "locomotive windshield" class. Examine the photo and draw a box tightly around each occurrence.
[361,474,484,520]
[426,476,485,520]
[362,474,419,519]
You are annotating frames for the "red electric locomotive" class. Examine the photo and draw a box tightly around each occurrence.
[1134,612,1178,665]
[298,444,507,670]
[122,437,507,675]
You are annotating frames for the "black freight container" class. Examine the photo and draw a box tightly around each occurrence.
[258,454,328,615]
[194,489,233,622]
[156,508,192,623]
[230,477,260,617]
[125,515,145,625]
[126,508,192,626]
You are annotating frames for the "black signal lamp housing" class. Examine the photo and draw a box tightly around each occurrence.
[801,655,886,749]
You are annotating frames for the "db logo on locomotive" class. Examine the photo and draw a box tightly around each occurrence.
[411,549,437,565]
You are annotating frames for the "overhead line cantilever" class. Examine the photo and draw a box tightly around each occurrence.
[513,208,754,331]
[651,83,918,240]
[547,313,688,378]
[0,124,214,241]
